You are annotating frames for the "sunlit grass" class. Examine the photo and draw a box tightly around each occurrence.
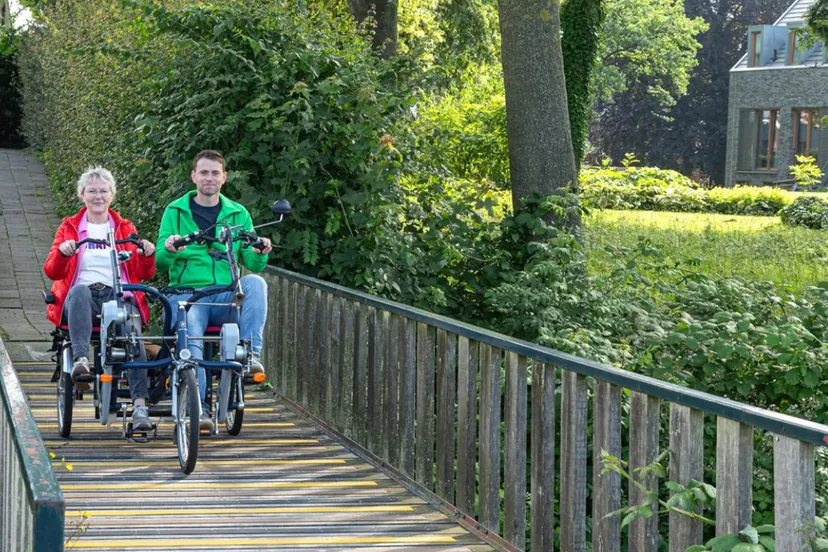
[584,209,828,293]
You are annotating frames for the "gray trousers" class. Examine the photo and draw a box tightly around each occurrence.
[63,284,149,401]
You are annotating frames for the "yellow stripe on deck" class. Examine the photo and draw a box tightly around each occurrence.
[43,438,317,446]
[53,459,346,467]
[31,406,276,415]
[65,535,456,549]
[37,422,294,429]
[66,505,415,517]
[63,480,378,490]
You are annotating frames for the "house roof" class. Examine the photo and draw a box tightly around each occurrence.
[732,0,825,71]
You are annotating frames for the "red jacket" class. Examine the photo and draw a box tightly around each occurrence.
[44,208,156,327]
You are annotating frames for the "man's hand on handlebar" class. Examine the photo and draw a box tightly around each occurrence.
[165,235,187,253]
[256,237,272,254]
[59,240,78,257]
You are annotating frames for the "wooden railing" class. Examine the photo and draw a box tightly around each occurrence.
[0,336,65,552]
[262,266,828,552]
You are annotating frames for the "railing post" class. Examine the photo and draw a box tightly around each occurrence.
[531,363,555,552]
[715,418,753,535]
[628,392,659,552]
[669,404,703,552]
[415,323,436,491]
[504,353,527,548]
[436,329,457,502]
[479,344,502,533]
[456,337,478,517]
[385,314,401,465]
[340,300,356,437]
[326,295,340,424]
[560,370,587,552]
[593,381,621,552]
[399,318,417,477]
[774,434,815,551]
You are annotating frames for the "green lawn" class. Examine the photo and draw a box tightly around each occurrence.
[584,209,828,293]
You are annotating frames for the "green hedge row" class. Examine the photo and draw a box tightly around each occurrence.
[0,27,25,148]
[580,166,796,216]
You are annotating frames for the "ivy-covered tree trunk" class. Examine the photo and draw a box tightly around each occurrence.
[348,0,398,58]
[497,0,580,228]
[561,0,605,172]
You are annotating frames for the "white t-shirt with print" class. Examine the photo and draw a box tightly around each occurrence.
[75,222,114,287]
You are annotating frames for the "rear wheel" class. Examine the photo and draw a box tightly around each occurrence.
[225,374,244,436]
[175,368,200,474]
[56,346,73,438]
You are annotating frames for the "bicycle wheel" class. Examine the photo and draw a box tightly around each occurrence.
[175,368,200,474]
[224,373,244,436]
[56,345,73,438]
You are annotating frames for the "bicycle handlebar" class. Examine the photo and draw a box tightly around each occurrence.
[76,233,146,249]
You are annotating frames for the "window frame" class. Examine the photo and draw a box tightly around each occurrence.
[793,108,820,162]
[750,30,763,67]
[738,108,779,172]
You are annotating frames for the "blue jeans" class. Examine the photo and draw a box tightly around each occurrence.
[168,274,267,410]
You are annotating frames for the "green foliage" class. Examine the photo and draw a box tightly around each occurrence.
[561,0,605,169]
[594,0,708,110]
[0,24,25,148]
[790,155,825,190]
[581,166,795,216]
[780,196,828,229]
[410,63,509,187]
[808,0,828,43]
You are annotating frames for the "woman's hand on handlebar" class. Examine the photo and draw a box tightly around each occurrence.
[59,240,78,257]
[140,239,155,257]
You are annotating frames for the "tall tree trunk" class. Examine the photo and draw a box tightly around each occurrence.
[498,0,580,229]
[348,0,398,58]
[561,0,605,172]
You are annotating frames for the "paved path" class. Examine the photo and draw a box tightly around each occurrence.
[0,149,62,360]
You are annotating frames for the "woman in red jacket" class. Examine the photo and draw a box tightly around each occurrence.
[44,167,156,430]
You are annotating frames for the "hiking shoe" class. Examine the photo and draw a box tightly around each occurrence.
[199,412,214,431]
[132,405,152,431]
[249,358,264,374]
[71,357,91,391]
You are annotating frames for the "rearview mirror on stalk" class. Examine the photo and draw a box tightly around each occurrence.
[271,199,291,217]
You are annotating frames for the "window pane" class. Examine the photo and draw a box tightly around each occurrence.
[795,110,810,156]
[770,110,779,168]
[738,110,757,170]
[758,110,771,168]
[753,32,762,66]
[810,111,820,162]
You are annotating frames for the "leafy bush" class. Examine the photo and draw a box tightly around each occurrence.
[0,25,25,148]
[706,185,791,216]
[581,166,796,216]
[780,196,828,229]
[580,166,708,212]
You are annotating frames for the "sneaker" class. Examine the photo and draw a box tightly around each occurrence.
[249,358,264,374]
[71,357,91,391]
[199,412,214,431]
[132,405,152,431]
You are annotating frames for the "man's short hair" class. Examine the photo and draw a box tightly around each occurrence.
[192,150,225,172]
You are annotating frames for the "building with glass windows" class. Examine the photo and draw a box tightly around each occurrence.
[725,0,828,187]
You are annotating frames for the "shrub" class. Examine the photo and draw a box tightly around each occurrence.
[580,166,708,212]
[0,25,25,148]
[780,195,828,229]
[581,166,797,216]
[706,185,791,216]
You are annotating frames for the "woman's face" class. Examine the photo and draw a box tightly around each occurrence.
[81,178,113,217]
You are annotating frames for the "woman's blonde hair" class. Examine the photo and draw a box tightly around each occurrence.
[76,167,116,200]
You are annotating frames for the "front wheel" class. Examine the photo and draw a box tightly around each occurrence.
[56,346,74,438]
[225,374,244,436]
[175,368,200,474]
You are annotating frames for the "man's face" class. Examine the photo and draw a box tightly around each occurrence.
[191,158,226,198]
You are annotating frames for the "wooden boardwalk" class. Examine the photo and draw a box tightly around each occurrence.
[17,361,495,551]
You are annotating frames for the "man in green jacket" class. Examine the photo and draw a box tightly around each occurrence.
[156,150,271,430]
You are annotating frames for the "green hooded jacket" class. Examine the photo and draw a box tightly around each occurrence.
[155,191,267,288]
